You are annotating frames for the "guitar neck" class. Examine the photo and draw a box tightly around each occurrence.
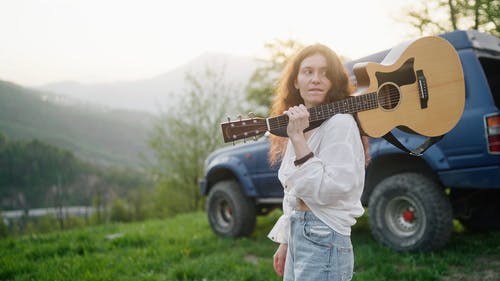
[267,92,378,134]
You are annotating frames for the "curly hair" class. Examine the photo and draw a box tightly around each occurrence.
[268,44,355,166]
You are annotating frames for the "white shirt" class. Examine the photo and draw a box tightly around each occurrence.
[268,114,365,244]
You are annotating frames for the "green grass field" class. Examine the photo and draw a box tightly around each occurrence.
[1,211,499,281]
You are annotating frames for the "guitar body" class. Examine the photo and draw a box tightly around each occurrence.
[353,36,465,137]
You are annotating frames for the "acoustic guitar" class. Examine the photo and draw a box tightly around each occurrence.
[221,36,465,143]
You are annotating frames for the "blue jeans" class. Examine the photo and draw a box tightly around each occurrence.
[284,210,354,281]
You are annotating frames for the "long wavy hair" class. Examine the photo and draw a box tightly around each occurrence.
[268,44,355,166]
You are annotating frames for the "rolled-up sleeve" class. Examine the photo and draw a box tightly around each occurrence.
[267,190,295,244]
[267,213,289,244]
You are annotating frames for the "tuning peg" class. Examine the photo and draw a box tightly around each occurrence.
[237,114,243,121]
[227,116,231,122]
[248,112,255,118]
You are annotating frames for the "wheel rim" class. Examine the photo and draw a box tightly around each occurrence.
[214,198,233,228]
[385,195,426,238]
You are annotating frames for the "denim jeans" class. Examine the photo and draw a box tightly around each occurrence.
[284,210,354,281]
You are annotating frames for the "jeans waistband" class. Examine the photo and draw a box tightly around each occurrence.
[291,210,322,222]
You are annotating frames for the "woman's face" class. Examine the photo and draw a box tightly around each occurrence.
[294,53,332,108]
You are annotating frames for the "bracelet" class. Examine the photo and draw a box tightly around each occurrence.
[294,151,314,166]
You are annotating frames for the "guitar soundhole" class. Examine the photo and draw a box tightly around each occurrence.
[377,83,400,110]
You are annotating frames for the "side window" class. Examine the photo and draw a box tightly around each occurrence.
[479,57,500,109]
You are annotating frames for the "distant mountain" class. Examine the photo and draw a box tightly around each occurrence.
[39,53,258,113]
[0,80,154,169]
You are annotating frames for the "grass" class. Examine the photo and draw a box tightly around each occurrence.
[1,211,500,281]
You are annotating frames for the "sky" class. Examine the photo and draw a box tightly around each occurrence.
[0,0,418,87]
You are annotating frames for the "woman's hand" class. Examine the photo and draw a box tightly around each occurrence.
[273,243,288,276]
[284,105,312,160]
[284,104,309,140]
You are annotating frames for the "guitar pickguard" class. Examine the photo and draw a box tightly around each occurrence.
[375,58,416,87]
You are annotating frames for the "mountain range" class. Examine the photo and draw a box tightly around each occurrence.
[0,53,257,168]
[0,79,154,168]
[39,52,257,113]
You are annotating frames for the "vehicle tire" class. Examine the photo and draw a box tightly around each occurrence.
[368,172,453,252]
[206,180,256,238]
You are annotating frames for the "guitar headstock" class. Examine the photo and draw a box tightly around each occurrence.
[221,115,268,143]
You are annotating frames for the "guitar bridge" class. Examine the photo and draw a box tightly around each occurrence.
[416,70,428,109]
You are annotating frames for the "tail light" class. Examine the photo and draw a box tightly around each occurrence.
[485,113,500,154]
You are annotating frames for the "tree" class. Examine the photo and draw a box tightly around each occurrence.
[0,139,83,210]
[0,132,6,148]
[245,39,304,115]
[149,67,244,215]
[404,0,499,36]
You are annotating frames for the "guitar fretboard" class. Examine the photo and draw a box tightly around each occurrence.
[267,92,378,131]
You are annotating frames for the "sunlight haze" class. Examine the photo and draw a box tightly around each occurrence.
[0,0,416,86]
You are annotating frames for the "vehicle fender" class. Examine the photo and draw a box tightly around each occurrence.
[371,134,451,171]
[364,137,448,206]
[202,155,258,197]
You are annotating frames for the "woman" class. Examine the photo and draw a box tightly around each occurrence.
[268,44,366,281]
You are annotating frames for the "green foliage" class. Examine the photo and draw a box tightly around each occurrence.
[151,178,189,217]
[109,198,130,222]
[0,137,86,209]
[0,134,153,236]
[245,39,304,115]
[127,186,155,221]
[22,215,86,235]
[0,132,6,148]
[149,67,245,216]
[0,212,499,280]
[0,212,7,238]
[404,0,499,36]
[24,216,60,235]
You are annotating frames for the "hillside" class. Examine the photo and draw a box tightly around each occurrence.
[0,80,154,168]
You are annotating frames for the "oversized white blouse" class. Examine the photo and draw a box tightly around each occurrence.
[268,114,365,244]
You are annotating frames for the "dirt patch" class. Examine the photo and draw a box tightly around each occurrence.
[244,254,259,265]
[441,256,500,281]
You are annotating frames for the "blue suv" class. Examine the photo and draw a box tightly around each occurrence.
[200,30,500,252]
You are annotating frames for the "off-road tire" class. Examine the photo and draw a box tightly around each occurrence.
[206,180,256,238]
[368,173,453,252]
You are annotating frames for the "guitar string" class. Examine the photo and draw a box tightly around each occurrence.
[230,88,408,138]
[270,98,377,129]
[270,92,377,128]
[269,88,409,130]
[269,95,375,128]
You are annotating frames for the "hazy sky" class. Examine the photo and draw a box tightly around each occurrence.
[0,0,418,86]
